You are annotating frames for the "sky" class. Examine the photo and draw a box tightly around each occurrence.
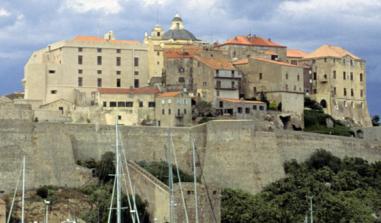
[0,0,380,115]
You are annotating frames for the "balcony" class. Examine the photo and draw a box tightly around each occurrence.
[320,75,328,83]
[175,113,184,118]
[215,86,238,90]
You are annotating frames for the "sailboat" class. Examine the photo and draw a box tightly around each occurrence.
[7,156,26,223]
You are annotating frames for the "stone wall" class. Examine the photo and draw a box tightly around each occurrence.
[1,119,381,196]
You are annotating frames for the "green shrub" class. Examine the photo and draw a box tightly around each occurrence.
[36,186,49,199]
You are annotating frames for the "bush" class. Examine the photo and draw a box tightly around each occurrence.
[306,149,341,173]
[36,186,49,199]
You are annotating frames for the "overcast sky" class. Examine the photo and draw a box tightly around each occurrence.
[0,0,380,114]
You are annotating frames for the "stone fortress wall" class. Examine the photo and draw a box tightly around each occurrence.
[1,118,381,195]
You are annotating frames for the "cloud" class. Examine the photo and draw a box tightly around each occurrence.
[62,0,122,14]
[0,8,10,17]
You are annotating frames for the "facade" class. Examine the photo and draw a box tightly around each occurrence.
[216,35,287,61]
[155,91,192,127]
[300,45,372,127]
[234,57,305,117]
[216,98,267,117]
[24,32,149,107]
[144,14,200,80]
[97,87,159,126]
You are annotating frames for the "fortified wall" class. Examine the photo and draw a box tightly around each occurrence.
[1,119,381,195]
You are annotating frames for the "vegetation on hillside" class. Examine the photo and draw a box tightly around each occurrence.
[221,150,381,223]
[304,97,354,136]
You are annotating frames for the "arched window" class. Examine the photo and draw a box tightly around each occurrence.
[320,99,327,108]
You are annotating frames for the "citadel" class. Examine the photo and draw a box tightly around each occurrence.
[0,14,379,223]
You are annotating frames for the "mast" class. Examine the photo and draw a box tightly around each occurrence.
[21,156,25,223]
[308,196,313,223]
[166,131,175,223]
[115,119,121,223]
[191,138,199,223]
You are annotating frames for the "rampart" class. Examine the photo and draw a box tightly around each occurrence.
[1,119,381,195]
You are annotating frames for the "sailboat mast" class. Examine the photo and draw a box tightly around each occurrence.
[191,138,199,223]
[21,156,25,223]
[116,119,121,223]
[167,131,175,223]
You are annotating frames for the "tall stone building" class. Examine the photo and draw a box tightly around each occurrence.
[216,35,287,61]
[300,45,372,127]
[23,32,149,107]
[144,14,200,79]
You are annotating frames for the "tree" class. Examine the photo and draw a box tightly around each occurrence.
[372,115,380,126]
[96,152,115,184]
[194,100,214,117]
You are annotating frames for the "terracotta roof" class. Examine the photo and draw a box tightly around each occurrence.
[287,49,307,58]
[98,87,160,95]
[193,55,235,70]
[303,45,361,60]
[232,58,249,65]
[157,91,182,97]
[254,57,300,68]
[164,47,201,59]
[220,35,286,48]
[220,98,265,104]
[73,36,140,45]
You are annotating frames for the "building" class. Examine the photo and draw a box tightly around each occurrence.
[234,57,305,125]
[97,87,160,126]
[216,34,287,61]
[24,32,149,108]
[216,98,267,117]
[287,49,313,95]
[155,91,192,127]
[287,49,307,65]
[300,45,372,127]
[144,14,201,80]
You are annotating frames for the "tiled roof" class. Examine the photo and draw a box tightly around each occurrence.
[98,87,160,95]
[303,45,361,60]
[163,47,201,59]
[287,49,307,58]
[220,35,286,48]
[220,98,265,104]
[73,36,140,45]
[254,57,300,68]
[157,91,182,97]
[232,58,249,65]
[193,55,235,70]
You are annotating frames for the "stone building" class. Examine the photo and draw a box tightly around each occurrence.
[287,49,307,65]
[24,32,149,108]
[216,98,267,117]
[300,45,372,127]
[97,87,160,126]
[216,35,287,61]
[155,91,192,127]
[144,14,201,80]
[234,57,305,123]
[287,49,313,95]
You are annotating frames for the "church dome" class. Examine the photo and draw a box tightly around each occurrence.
[162,14,199,41]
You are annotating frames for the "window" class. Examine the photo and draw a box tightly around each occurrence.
[110,102,117,107]
[285,73,289,79]
[49,70,55,74]
[313,89,317,94]
[259,73,263,80]
[360,73,363,82]
[157,51,160,56]
[97,78,102,87]
[162,109,165,115]
[97,56,102,65]
[333,87,336,96]
[116,57,121,66]
[245,107,250,114]
[134,57,139,67]
[78,48,83,52]
[216,70,219,75]
[351,89,354,97]
[333,70,336,79]
[360,90,364,97]
[253,105,257,110]
[134,79,139,88]
[231,70,235,76]
[203,82,207,86]
[231,81,235,89]
[78,69,83,74]
[116,78,121,87]
[157,32,161,37]
[178,77,185,83]
[118,115,122,120]
[297,75,300,81]
[343,72,346,80]
[134,71,139,76]
[350,72,353,80]
[50,90,57,94]
[97,70,102,75]
[78,77,83,87]
[168,109,171,115]
[216,90,220,96]
[313,72,317,80]
[148,102,155,107]
[126,102,133,107]
[237,107,242,113]
[116,70,121,75]
[344,88,347,96]
[216,80,221,88]
[259,106,264,111]
[118,102,126,107]
[103,101,107,107]
[324,58,327,62]
[97,48,102,53]
[78,55,83,65]
[139,101,143,107]
[178,67,185,73]
[116,49,121,53]
[253,87,257,94]
[184,109,187,114]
